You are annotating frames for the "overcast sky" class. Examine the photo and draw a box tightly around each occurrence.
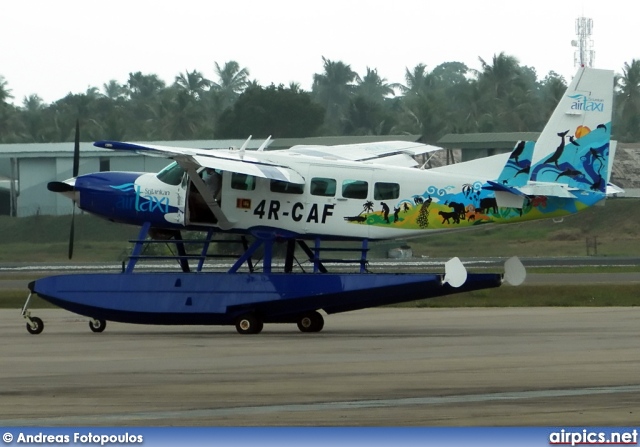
[2,0,638,106]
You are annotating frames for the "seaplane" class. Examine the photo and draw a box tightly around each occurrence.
[23,67,621,335]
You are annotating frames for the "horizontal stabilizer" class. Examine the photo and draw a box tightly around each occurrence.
[606,182,625,196]
[485,181,527,197]
[518,183,578,198]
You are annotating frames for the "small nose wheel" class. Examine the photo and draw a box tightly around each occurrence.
[22,293,44,335]
[89,319,107,333]
[26,316,44,335]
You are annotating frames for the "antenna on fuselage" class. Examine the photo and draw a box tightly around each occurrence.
[238,135,252,151]
[257,135,272,152]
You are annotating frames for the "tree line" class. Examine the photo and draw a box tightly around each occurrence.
[0,53,639,145]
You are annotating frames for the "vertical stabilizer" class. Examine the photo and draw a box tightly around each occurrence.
[529,68,613,194]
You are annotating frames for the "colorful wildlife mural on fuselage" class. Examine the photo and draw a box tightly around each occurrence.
[343,122,610,231]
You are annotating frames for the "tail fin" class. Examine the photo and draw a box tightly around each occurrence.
[529,67,614,194]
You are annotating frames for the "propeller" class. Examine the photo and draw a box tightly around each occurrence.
[68,120,80,259]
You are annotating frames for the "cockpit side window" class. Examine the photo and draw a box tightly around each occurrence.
[156,162,185,186]
[231,173,256,191]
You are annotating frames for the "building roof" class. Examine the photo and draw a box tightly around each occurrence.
[437,132,541,150]
[269,135,422,149]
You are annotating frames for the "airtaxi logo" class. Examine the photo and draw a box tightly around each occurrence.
[111,183,170,213]
[568,94,605,112]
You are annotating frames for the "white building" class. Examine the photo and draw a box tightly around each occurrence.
[0,139,271,216]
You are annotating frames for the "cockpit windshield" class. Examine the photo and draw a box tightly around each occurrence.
[156,162,185,186]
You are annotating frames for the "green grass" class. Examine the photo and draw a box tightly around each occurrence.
[396,284,640,308]
[1,198,639,262]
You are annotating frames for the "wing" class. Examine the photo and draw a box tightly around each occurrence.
[94,140,305,184]
[287,141,442,167]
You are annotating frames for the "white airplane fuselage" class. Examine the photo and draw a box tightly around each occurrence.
[73,149,602,242]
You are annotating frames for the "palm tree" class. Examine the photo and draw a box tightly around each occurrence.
[399,63,433,96]
[175,69,211,100]
[102,80,127,100]
[617,59,640,141]
[20,94,46,142]
[126,72,166,100]
[539,71,567,123]
[477,52,522,99]
[357,67,395,104]
[475,53,544,132]
[0,75,13,105]
[312,56,360,134]
[125,72,166,138]
[210,61,250,112]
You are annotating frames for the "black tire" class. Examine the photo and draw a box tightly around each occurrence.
[297,311,324,333]
[89,319,107,333]
[26,316,44,335]
[235,314,263,335]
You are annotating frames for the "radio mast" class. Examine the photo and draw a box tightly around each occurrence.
[571,16,595,68]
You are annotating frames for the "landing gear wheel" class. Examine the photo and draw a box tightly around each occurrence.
[297,311,324,333]
[26,316,44,335]
[235,314,263,335]
[89,319,107,333]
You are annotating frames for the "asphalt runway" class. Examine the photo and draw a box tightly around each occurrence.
[1,307,640,426]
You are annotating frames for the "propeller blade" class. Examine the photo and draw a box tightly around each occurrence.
[73,120,80,178]
[68,206,75,259]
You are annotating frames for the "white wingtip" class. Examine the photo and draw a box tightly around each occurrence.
[503,256,526,286]
[443,257,467,288]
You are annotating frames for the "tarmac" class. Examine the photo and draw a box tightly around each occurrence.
[1,307,639,426]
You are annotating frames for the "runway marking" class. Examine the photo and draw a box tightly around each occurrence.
[3,384,640,425]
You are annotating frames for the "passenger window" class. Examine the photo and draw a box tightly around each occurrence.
[231,173,256,191]
[374,182,400,200]
[310,177,336,197]
[270,180,304,194]
[342,180,368,199]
